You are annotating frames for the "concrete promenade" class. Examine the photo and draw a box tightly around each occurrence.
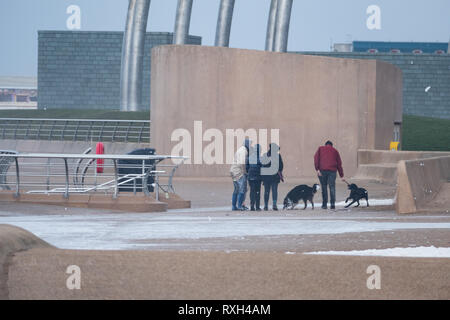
[1,177,449,299]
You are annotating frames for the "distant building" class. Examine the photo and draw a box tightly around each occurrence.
[297,40,450,119]
[37,31,201,111]
[332,43,353,53]
[36,34,449,119]
[333,41,448,54]
[0,76,37,109]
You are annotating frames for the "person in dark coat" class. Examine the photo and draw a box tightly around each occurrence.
[261,143,284,211]
[247,144,262,211]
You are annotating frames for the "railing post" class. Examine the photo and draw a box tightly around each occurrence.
[1,120,5,139]
[168,164,179,193]
[61,120,68,140]
[138,123,145,143]
[125,122,132,142]
[63,158,69,199]
[94,154,98,192]
[49,120,56,140]
[25,120,30,139]
[37,121,42,140]
[112,121,119,142]
[99,121,105,141]
[73,121,80,141]
[46,158,51,192]
[13,120,18,140]
[14,157,20,198]
[90,121,95,142]
[113,159,118,199]
[154,173,159,201]
[141,159,145,195]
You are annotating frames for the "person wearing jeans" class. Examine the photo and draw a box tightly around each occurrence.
[230,139,251,211]
[232,174,248,210]
[314,140,344,210]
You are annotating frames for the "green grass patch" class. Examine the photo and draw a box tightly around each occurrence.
[402,115,450,151]
[0,108,150,121]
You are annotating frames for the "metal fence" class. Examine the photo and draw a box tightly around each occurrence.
[0,118,150,143]
[0,152,185,201]
[0,150,17,190]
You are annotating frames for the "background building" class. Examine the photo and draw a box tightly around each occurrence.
[37,36,449,120]
[298,41,450,119]
[0,76,37,110]
[37,31,201,111]
[351,41,448,54]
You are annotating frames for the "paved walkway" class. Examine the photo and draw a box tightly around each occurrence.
[1,177,449,299]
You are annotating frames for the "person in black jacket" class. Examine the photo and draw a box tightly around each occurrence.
[261,143,284,211]
[247,144,262,211]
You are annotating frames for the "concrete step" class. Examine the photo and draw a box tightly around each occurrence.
[353,163,398,183]
[358,149,450,165]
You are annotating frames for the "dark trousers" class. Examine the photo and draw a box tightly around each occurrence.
[319,170,337,206]
[249,180,261,209]
[263,180,279,208]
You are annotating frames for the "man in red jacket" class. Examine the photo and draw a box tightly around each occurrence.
[314,141,344,210]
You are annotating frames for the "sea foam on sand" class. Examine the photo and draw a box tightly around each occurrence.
[305,246,450,258]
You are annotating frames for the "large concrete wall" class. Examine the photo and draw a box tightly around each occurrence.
[150,45,403,178]
[300,52,450,119]
[38,31,201,111]
[397,156,450,214]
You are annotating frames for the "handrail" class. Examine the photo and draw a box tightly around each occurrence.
[0,153,183,160]
[0,152,186,201]
[0,118,150,123]
[0,118,151,143]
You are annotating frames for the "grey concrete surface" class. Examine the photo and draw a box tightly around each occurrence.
[0,177,449,299]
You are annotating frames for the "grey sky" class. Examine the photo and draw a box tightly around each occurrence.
[1,0,449,76]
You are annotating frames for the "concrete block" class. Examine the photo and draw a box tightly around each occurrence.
[396,156,450,214]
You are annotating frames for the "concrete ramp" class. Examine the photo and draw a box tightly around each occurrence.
[0,224,52,300]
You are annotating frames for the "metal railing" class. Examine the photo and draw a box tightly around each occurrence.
[0,150,17,191]
[0,118,150,143]
[0,152,186,201]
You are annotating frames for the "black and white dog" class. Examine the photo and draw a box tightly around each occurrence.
[345,183,369,208]
[283,184,320,210]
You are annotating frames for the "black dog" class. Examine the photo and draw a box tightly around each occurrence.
[345,183,369,208]
[283,184,320,210]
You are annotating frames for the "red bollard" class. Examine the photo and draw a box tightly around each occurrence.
[96,142,104,174]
